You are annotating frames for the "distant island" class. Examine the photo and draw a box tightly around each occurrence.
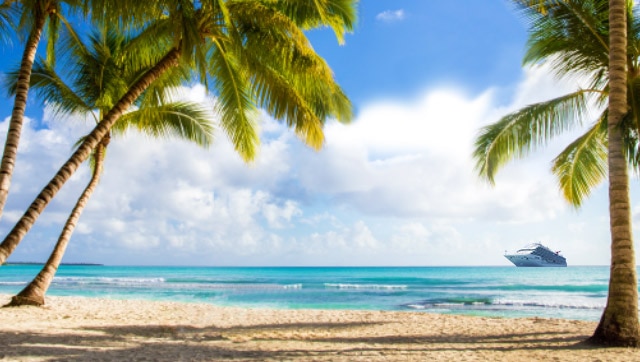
[2,262,103,266]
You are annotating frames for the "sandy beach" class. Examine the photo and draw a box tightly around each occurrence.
[0,294,637,361]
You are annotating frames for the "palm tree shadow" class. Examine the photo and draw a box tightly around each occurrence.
[0,319,606,361]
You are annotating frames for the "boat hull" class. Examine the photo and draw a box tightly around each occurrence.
[504,254,567,267]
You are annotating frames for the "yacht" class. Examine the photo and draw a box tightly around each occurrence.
[504,243,567,267]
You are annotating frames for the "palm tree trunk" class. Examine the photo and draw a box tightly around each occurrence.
[0,4,49,220]
[0,47,181,265]
[4,137,108,307]
[589,0,640,347]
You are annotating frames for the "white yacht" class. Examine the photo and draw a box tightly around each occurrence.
[504,243,567,267]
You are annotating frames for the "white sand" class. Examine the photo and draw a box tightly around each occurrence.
[0,294,637,361]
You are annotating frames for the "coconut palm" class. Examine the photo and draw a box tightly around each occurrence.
[0,0,64,220]
[3,26,215,306]
[0,0,163,221]
[590,0,640,346]
[474,0,639,346]
[0,0,356,264]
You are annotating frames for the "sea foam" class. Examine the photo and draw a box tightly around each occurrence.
[324,283,407,290]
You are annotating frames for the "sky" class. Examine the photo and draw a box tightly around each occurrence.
[0,1,636,266]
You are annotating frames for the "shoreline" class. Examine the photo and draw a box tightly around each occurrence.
[0,265,611,322]
[1,294,636,361]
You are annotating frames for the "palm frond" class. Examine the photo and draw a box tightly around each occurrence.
[629,75,640,133]
[86,0,168,30]
[552,114,608,207]
[514,0,565,15]
[31,60,94,119]
[474,90,592,183]
[75,32,130,111]
[621,111,640,171]
[242,50,326,148]
[230,1,319,57]
[209,38,260,161]
[231,2,348,98]
[56,24,179,114]
[115,101,215,147]
[229,1,352,145]
[517,0,610,81]
[15,1,47,41]
[295,75,353,124]
[631,3,640,66]
[268,0,357,44]
[45,4,62,65]
[0,1,15,44]
[283,51,353,124]
[202,0,233,30]
[119,18,175,72]
[3,58,91,119]
[172,0,200,64]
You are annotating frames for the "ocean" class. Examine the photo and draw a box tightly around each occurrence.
[0,265,629,321]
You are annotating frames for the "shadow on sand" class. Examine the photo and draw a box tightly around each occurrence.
[0,318,607,361]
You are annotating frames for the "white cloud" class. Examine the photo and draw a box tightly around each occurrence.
[262,200,301,229]
[376,9,405,23]
[295,66,576,223]
[0,109,94,224]
[0,64,624,266]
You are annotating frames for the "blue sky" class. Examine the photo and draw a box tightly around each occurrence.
[0,1,635,266]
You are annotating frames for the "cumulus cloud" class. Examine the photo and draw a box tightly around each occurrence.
[0,64,621,266]
[295,64,581,223]
[376,9,405,23]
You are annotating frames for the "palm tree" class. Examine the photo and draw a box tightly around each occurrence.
[0,0,356,264]
[474,0,639,346]
[3,26,215,306]
[0,0,61,220]
[0,0,161,221]
[590,0,640,346]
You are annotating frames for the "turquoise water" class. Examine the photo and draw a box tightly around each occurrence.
[0,265,628,321]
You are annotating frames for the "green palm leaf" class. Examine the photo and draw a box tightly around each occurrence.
[86,0,167,30]
[228,1,352,147]
[474,90,592,183]
[519,0,610,82]
[629,75,640,133]
[269,0,357,44]
[0,1,15,44]
[234,1,353,122]
[240,45,326,148]
[115,101,214,147]
[475,0,640,208]
[552,114,608,207]
[230,1,320,56]
[209,38,259,161]
[15,21,217,152]
[3,58,92,119]
[44,2,63,65]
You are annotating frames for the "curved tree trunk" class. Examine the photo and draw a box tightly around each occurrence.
[0,47,181,265]
[4,136,108,307]
[0,4,49,220]
[589,0,640,347]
